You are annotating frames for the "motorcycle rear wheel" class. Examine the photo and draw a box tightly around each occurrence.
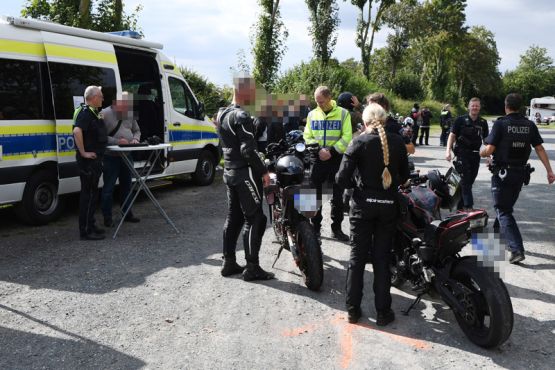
[297,220,323,291]
[450,258,513,348]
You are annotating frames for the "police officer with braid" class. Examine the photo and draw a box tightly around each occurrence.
[217,75,274,281]
[336,103,409,325]
[445,97,489,210]
[480,93,555,264]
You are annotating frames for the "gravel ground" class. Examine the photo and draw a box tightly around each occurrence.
[0,129,554,370]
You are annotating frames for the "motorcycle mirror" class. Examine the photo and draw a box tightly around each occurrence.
[295,143,306,152]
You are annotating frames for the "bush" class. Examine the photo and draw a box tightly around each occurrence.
[274,59,379,105]
[391,71,423,100]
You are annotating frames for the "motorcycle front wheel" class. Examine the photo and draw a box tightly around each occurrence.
[450,258,514,348]
[296,220,323,291]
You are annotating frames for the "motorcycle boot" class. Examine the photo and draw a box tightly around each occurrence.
[243,262,275,281]
[347,305,362,324]
[376,309,395,326]
[221,254,244,277]
[331,226,350,242]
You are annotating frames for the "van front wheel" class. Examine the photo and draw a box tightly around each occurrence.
[15,170,64,225]
[192,150,215,186]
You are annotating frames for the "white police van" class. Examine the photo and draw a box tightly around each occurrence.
[0,16,221,224]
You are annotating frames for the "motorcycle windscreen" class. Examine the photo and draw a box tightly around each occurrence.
[444,167,462,210]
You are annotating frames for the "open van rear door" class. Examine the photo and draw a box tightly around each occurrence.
[40,31,121,184]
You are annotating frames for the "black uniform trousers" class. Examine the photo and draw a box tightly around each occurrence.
[309,155,344,231]
[346,191,398,312]
[491,169,526,253]
[419,126,430,145]
[456,151,480,209]
[223,169,267,264]
[77,155,103,236]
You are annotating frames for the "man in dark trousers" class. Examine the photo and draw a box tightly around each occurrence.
[419,106,432,145]
[217,75,274,281]
[445,97,489,210]
[73,86,107,240]
[304,86,352,241]
[480,93,555,264]
[439,104,452,146]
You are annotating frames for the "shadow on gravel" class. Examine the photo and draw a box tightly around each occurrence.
[0,304,145,369]
[255,253,553,369]
[0,178,225,295]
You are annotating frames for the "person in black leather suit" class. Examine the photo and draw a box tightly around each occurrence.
[336,103,409,326]
[216,75,274,281]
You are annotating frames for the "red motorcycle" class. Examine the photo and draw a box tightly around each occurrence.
[391,167,513,348]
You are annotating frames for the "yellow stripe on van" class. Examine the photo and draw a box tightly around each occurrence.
[58,151,76,157]
[3,151,57,160]
[44,43,117,64]
[0,39,45,57]
[171,139,219,146]
[168,124,217,133]
[56,124,74,134]
[0,125,55,135]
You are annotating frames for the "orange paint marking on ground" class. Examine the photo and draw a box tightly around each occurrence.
[281,323,319,337]
[352,321,431,350]
[339,322,354,369]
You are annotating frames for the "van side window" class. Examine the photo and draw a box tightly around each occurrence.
[0,59,53,120]
[168,77,197,119]
[48,63,116,119]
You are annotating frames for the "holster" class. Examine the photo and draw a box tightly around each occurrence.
[524,163,535,186]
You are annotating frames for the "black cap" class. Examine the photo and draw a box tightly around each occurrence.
[337,92,354,111]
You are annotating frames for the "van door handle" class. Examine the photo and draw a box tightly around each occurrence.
[172,122,181,127]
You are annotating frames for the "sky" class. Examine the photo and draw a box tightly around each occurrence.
[2,0,555,87]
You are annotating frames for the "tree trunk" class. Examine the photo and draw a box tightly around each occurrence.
[78,0,91,28]
[361,3,371,80]
[114,0,123,30]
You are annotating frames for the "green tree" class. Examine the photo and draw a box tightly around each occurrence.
[449,26,501,100]
[251,0,288,91]
[503,46,555,103]
[306,0,340,65]
[179,67,232,117]
[414,0,467,100]
[345,0,395,80]
[21,0,142,32]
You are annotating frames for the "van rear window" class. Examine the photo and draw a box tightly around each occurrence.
[0,59,53,120]
[48,63,116,120]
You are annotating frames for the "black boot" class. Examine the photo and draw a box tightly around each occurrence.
[347,305,361,324]
[221,255,244,277]
[376,309,395,326]
[242,262,275,281]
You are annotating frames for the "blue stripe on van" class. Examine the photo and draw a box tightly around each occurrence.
[0,134,57,155]
[169,130,219,142]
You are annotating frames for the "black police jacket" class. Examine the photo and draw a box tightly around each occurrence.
[452,114,488,152]
[73,104,107,155]
[217,105,266,181]
[485,113,543,167]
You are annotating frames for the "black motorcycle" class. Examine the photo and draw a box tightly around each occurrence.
[392,167,513,348]
[264,132,323,291]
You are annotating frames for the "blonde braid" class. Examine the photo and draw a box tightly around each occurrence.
[370,120,392,189]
